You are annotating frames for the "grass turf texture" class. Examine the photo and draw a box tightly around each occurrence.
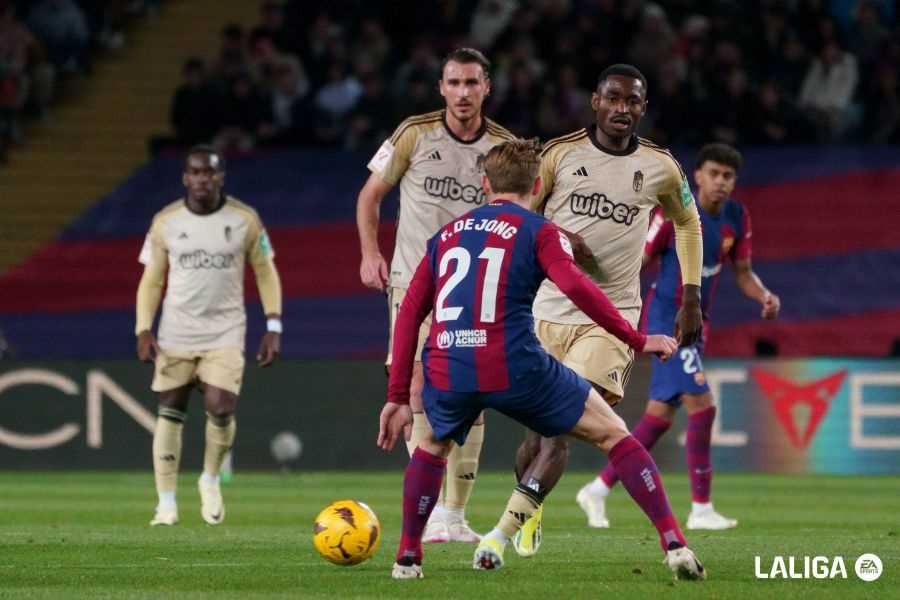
[0,471,895,599]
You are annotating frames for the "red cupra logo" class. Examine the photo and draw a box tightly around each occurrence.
[751,369,848,448]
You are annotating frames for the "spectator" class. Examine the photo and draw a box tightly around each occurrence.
[253,0,295,56]
[26,0,90,73]
[214,71,275,152]
[170,58,220,146]
[536,63,592,139]
[799,39,859,140]
[0,4,54,159]
[391,38,439,98]
[745,79,810,144]
[269,60,310,144]
[469,0,516,50]
[312,61,361,145]
[495,62,540,138]
[212,24,248,89]
[344,72,392,149]
[862,64,899,143]
[627,2,677,83]
[392,67,440,121]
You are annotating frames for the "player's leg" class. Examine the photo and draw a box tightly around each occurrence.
[581,399,676,527]
[569,389,705,580]
[196,347,243,525]
[149,349,196,526]
[578,347,684,527]
[683,391,737,529]
[393,386,479,579]
[509,433,568,557]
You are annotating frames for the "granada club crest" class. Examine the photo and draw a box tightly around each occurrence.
[632,170,643,192]
[751,369,847,448]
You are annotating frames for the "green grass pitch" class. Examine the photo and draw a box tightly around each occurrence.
[0,471,895,599]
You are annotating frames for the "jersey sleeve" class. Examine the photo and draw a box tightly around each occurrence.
[245,213,282,316]
[531,145,561,212]
[644,210,673,259]
[135,217,168,335]
[245,212,276,267]
[731,205,752,262]
[138,218,167,266]
[536,224,646,351]
[387,250,436,404]
[367,119,418,186]
[655,158,702,287]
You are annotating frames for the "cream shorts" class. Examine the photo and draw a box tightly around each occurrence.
[152,346,245,395]
[536,320,635,405]
[385,286,432,366]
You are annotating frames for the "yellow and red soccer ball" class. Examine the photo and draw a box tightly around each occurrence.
[312,500,381,566]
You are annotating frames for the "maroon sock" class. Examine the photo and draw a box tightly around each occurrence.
[395,447,446,565]
[686,406,716,503]
[599,413,672,488]
[609,435,687,552]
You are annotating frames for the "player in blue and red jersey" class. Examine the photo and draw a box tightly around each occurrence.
[579,143,781,530]
[378,139,706,581]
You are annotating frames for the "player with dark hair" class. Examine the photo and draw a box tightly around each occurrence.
[488,63,705,558]
[579,142,780,530]
[357,47,515,543]
[136,145,282,526]
[378,139,705,581]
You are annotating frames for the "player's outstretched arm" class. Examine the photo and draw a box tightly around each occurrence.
[536,225,665,354]
[356,173,393,291]
[734,259,780,320]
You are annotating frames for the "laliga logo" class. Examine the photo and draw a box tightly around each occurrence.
[754,553,882,581]
[436,331,454,349]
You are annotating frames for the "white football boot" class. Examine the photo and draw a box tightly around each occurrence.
[391,562,424,579]
[576,484,610,528]
[198,477,225,525]
[149,505,179,526]
[664,546,707,580]
[686,504,737,530]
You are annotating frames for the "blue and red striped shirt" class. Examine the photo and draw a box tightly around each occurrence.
[645,197,752,324]
[388,199,646,403]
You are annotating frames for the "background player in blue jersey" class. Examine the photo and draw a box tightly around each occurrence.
[378,139,705,581]
[579,143,781,530]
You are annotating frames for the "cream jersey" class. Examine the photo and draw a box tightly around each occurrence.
[138,197,275,351]
[533,128,700,326]
[368,110,516,288]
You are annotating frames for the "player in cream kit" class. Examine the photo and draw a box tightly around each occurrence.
[495,64,706,558]
[356,47,515,543]
[135,146,283,527]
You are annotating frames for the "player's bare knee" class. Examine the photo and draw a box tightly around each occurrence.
[683,392,713,414]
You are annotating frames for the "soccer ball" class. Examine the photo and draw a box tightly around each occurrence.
[313,500,381,566]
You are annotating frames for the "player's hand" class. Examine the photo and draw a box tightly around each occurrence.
[642,334,678,361]
[377,402,412,451]
[136,330,160,363]
[257,332,280,367]
[360,252,389,291]
[675,285,703,346]
[761,292,780,320]
[562,229,598,274]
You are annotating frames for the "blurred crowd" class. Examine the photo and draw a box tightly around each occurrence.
[161,0,900,154]
[0,0,161,163]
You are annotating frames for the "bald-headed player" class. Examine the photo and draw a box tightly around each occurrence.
[356,47,515,543]
[136,145,282,526]
[481,64,704,560]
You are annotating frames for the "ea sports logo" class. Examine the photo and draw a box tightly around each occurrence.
[855,554,882,582]
[436,331,454,349]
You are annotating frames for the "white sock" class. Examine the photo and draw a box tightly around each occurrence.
[692,501,712,513]
[158,491,176,510]
[200,471,220,485]
[587,477,611,497]
[429,504,447,522]
[444,507,464,521]
[486,527,509,545]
